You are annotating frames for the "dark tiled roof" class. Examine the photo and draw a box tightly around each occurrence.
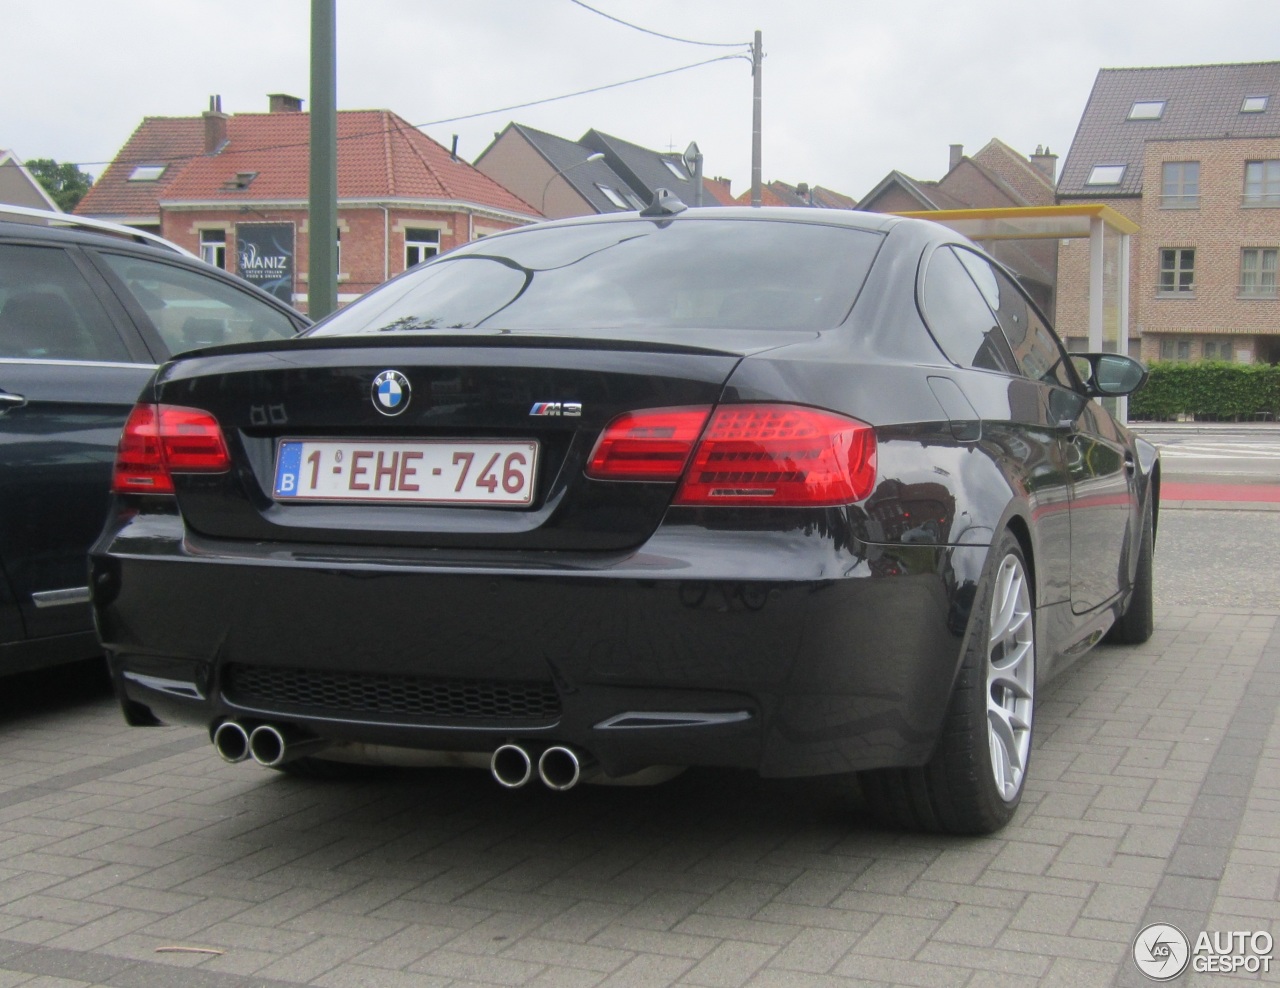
[1059,62,1280,197]
[580,130,714,208]
[504,124,643,213]
[970,139,1055,205]
[79,110,536,218]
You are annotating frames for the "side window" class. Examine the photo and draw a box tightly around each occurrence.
[0,244,131,362]
[920,246,1017,374]
[97,252,297,356]
[956,250,1074,390]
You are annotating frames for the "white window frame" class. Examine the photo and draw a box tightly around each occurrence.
[128,164,167,182]
[404,227,441,268]
[1244,160,1280,206]
[199,229,227,269]
[1241,95,1269,113]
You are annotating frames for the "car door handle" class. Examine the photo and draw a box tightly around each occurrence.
[0,391,27,413]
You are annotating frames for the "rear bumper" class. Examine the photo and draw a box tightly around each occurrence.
[91,511,987,778]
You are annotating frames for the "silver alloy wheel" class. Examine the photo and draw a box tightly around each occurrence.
[986,553,1035,802]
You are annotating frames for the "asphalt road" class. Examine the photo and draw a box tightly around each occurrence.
[1134,424,1280,485]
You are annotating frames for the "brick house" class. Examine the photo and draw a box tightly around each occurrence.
[858,140,1060,317]
[76,95,539,312]
[1056,63,1280,364]
[475,123,733,218]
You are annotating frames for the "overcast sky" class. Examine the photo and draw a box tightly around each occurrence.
[5,0,1280,204]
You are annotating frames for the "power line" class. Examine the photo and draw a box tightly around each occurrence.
[568,0,751,49]
[66,53,747,171]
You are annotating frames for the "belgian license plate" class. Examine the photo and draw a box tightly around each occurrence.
[273,439,538,505]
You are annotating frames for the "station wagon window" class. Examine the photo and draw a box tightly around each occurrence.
[0,244,130,362]
[920,247,1017,374]
[97,252,296,355]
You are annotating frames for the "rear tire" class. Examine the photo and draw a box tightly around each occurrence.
[1105,497,1154,645]
[860,531,1035,835]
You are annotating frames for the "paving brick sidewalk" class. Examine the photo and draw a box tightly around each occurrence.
[0,601,1276,988]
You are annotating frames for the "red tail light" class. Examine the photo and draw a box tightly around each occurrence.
[113,403,230,494]
[675,405,876,506]
[587,404,876,506]
[586,407,712,481]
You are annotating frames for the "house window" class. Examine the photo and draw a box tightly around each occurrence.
[1161,161,1200,208]
[128,164,167,182]
[1243,160,1280,205]
[199,229,226,269]
[1241,95,1269,113]
[595,184,630,210]
[1086,164,1126,186]
[1241,248,1278,297]
[1158,248,1195,294]
[1203,338,1234,361]
[404,228,440,268]
[1159,338,1191,362]
[1128,100,1166,120]
[662,159,687,180]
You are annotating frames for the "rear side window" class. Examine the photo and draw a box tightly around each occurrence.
[920,246,1017,373]
[97,253,297,356]
[0,244,131,362]
[952,249,1073,389]
[310,219,885,337]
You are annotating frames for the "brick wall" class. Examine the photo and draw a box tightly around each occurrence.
[1057,136,1280,363]
[163,204,526,314]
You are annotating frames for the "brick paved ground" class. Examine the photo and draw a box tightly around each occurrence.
[0,553,1276,985]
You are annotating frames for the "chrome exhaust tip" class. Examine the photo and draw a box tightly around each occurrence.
[537,745,595,791]
[248,724,329,767]
[491,743,533,789]
[212,720,250,763]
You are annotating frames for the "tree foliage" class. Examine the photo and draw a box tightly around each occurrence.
[24,159,94,212]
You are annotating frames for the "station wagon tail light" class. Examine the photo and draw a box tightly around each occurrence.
[588,404,876,505]
[113,403,230,494]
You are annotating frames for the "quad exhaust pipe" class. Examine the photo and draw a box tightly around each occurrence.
[489,742,597,791]
[212,720,328,767]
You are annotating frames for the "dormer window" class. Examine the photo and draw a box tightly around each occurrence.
[1128,100,1166,120]
[223,171,258,191]
[1086,164,1127,186]
[1241,95,1269,113]
[128,164,166,182]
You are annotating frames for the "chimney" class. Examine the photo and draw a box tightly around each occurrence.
[268,93,303,113]
[1030,145,1059,183]
[948,144,964,171]
[203,95,229,154]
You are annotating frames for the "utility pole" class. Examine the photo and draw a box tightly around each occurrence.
[751,30,762,207]
[309,0,338,319]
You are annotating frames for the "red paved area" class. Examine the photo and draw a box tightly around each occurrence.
[1163,481,1280,502]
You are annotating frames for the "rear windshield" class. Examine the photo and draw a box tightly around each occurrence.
[309,218,884,337]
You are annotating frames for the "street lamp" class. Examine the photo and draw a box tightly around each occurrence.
[539,152,605,214]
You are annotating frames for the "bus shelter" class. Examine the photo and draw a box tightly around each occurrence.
[894,204,1139,419]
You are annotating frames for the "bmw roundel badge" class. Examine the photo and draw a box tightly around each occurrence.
[371,370,411,416]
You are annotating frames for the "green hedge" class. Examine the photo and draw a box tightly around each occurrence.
[1128,362,1280,421]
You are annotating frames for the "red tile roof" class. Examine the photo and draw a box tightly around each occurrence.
[78,109,537,218]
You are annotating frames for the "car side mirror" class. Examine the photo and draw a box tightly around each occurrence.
[1069,352,1148,398]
